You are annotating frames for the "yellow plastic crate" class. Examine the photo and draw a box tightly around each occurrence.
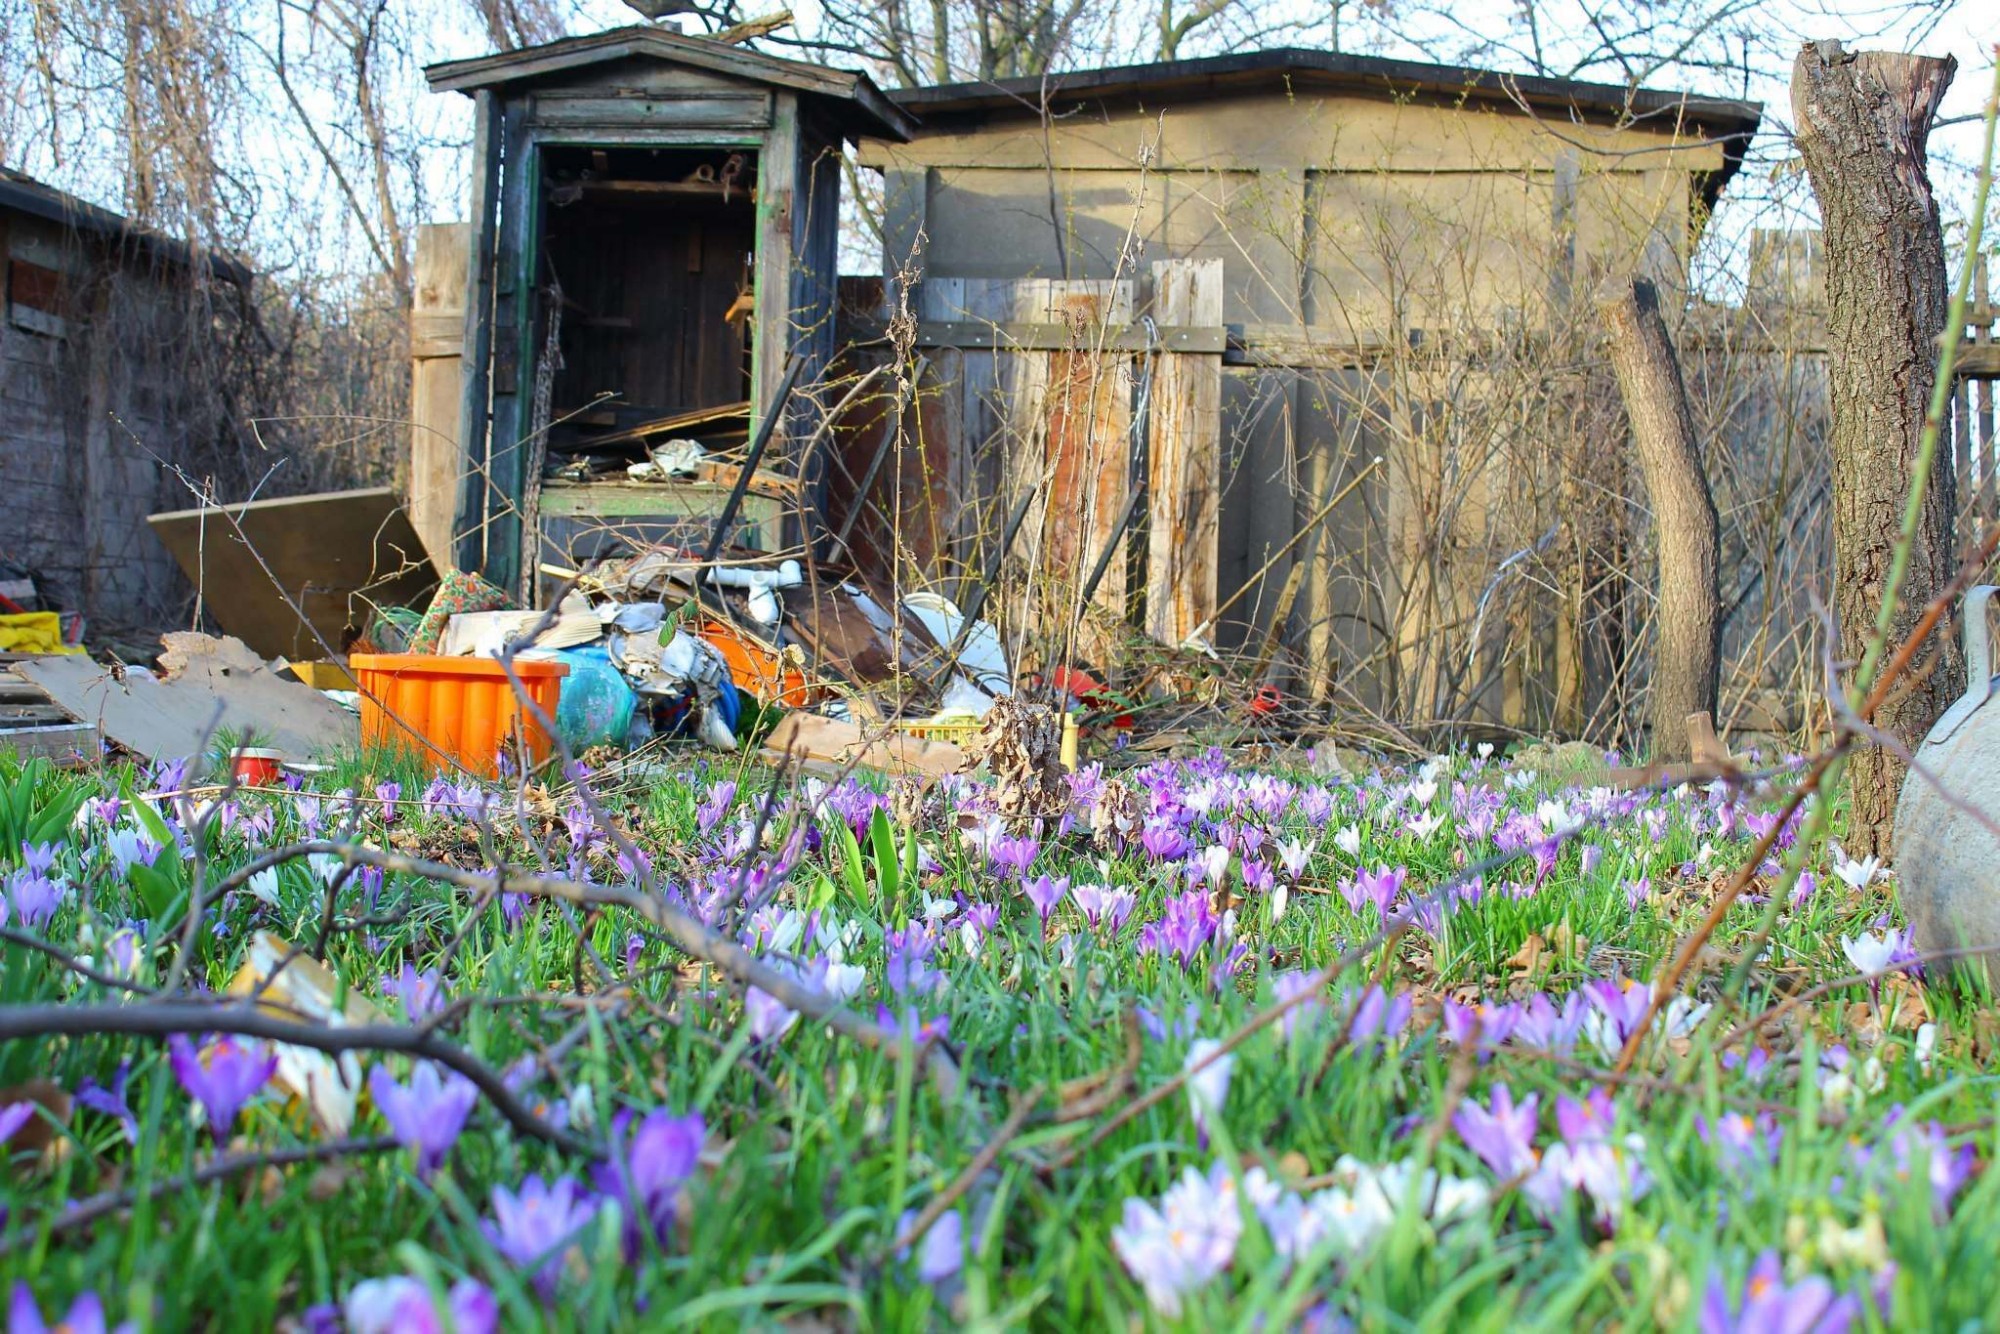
[895,711,1079,770]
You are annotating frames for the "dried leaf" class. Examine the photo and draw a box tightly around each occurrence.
[1505,933,1547,977]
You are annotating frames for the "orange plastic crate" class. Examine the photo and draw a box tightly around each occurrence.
[349,653,568,777]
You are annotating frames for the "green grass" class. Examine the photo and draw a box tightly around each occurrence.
[0,744,1985,1329]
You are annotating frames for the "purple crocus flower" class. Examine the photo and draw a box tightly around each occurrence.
[594,1107,704,1257]
[745,986,798,1042]
[1024,874,1069,927]
[1272,970,1325,1040]
[382,964,447,1021]
[19,842,58,875]
[370,1062,478,1176]
[897,1207,966,1287]
[1443,999,1523,1055]
[483,1174,601,1301]
[167,1034,277,1140]
[695,781,737,834]
[1454,1083,1540,1178]
[1344,984,1411,1046]
[7,870,63,930]
[1351,865,1406,915]
[1697,1110,1783,1169]
[1700,1251,1859,1334]
[1510,992,1587,1054]
[341,1276,496,1334]
[1070,883,1135,935]
[75,1063,137,1144]
[8,1284,135,1334]
[878,1006,951,1046]
[0,1101,33,1149]
[988,834,1040,877]
[886,922,944,996]
[1138,821,1191,862]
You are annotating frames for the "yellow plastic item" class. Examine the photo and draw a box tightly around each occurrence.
[0,612,76,654]
[895,710,1080,771]
[282,660,360,691]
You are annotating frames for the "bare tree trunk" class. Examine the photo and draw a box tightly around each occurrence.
[1793,39,1961,858]
[1601,276,1720,762]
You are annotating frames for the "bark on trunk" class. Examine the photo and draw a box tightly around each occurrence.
[1793,39,1962,858]
[1601,276,1721,763]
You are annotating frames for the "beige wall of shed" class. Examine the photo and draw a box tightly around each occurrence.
[862,91,1720,329]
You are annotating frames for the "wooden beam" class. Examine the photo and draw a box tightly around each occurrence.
[1147,258,1224,645]
[455,90,503,575]
[412,223,470,569]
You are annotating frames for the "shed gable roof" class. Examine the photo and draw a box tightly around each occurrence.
[425,26,915,142]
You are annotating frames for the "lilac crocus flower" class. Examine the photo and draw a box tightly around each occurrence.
[1696,1111,1782,1169]
[19,842,58,875]
[0,1101,33,1149]
[745,984,799,1042]
[1442,999,1522,1054]
[373,780,402,825]
[370,1062,479,1176]
[1024,874,1069,927]
[1272,970,1325,1040]
[483,1175,601,1301]
[595,1107,704,1257]
[988,834,1040,877]
[8,1284,135,1334]
[1344,985,1411,1046]
[1454,1084,1540,1179]
[957,901,1002,957]
[167,1034,277,1140]
[1353,865,1406,915]
[879,1006,951,1046]
[6,870,62,930]
[342,1276,497,1334]
[75,1063,137,1144]
[695,781,737,834]
[896,1207,965,1287]
[1138,821,1191,862]
[382,964,447,1021]
[1700,1251,1859,1334]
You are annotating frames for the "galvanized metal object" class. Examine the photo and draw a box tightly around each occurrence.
[1895,585,2000,983]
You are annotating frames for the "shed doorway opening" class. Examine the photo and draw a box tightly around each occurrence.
[538,145,759,454]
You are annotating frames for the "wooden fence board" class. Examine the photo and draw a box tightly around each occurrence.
[1147,258,1224,644]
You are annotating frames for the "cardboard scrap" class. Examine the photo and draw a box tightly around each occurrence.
[228,931,386,1137]
[17,633,356,764]
[766,712,963,778]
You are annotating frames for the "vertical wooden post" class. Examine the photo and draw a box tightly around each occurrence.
[455,89,501,576]
[753,92,801,446]
[1146,258,1223,645]
[1978,253,1995,529]
[410,223,469,570]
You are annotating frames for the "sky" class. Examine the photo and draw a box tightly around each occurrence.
[5,0,1988,293]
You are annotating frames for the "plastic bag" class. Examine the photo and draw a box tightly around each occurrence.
[549,645,636,752]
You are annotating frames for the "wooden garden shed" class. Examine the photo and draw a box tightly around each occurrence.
[423,28,913,594]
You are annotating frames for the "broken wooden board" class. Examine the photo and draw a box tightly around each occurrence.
[766,712,962,778]
[16,634,357,764]
[149,487,442,662]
